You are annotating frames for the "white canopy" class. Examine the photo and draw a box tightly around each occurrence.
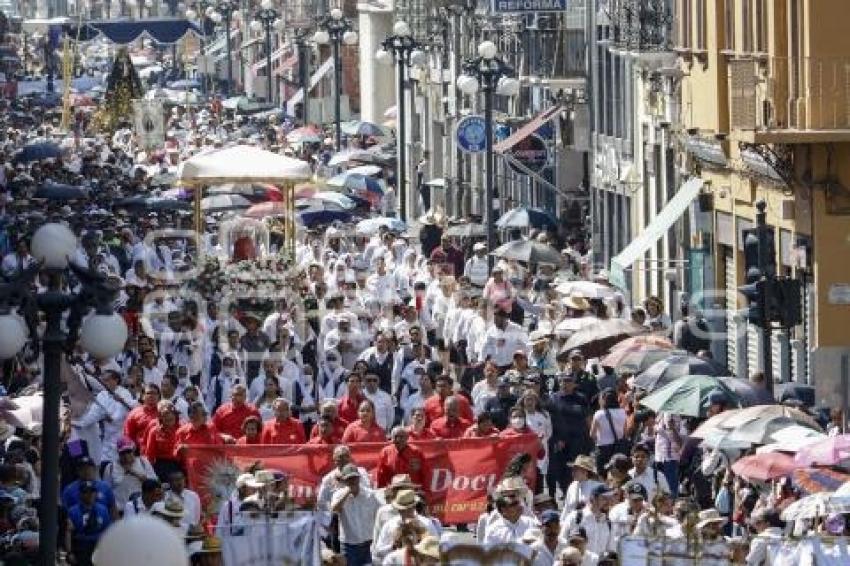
[179,145,312,185]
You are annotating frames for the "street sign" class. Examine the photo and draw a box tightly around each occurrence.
[491,0,568,14]
[507,134,549,174]
[456,115,487,154]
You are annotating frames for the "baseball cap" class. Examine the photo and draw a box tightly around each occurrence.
[591,484,614,498]
[625,482,648,500]
[567,525,588,541]
[540,509,560,525]
[76,456,96,468]
[116,437,136,453]
[568,348,584,359]
[80,480,97,493]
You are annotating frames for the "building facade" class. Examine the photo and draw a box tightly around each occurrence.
[674,0,850,388]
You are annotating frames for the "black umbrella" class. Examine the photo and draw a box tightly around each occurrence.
[115,196,191,211]
[14,142,62,164]
[559,319,647,358]
[634,354,729,392]
[33,182,88,201]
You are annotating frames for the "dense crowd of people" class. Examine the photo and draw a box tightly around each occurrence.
[0,79,847,566]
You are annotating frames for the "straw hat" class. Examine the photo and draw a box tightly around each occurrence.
[151,497,184,519]
[414,536,440,560]
[562,294,590,311]
[494,476,527,495]
[696,508,728,529]
[568,455,598,475]
[246,470,276,489]
[391,489,417,511]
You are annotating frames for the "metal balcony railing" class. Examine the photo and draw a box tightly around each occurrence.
[730,56,850,132]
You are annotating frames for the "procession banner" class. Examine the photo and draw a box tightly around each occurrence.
[132,99,165,150]
[185,434,539,525]
[216,511,321,566]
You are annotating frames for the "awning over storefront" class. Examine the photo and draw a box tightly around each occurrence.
[63,19,202,45]
[493,104,562,154]
[610,177,704,289]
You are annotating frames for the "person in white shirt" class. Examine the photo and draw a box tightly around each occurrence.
[331,464,381,566]
[1,239,35,278]
[373,489,440,564]
[464,242,490,287]
[104,438,157,508]
[483,492,540,544]
[628,443,670,502]
[316,447,372,533]
[564,526,600,566]
[363,371,395,433]
[589,388,627,476]
[471,361,500,415]
[559,484,614,556]
[609,482,647,542]
[561,455,603,517]
[124,478,163,517]
[480,308,528,368]
[71,365,137,466]
[745,509,785,566]
[365,256,397,306]
[531,510,565,566]
[164,470,202,534]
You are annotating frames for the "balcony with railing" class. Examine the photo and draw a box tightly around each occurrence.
[729,56,850,143]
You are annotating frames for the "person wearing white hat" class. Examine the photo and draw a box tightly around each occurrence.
[373,489,439,563]
[464,242,489,288]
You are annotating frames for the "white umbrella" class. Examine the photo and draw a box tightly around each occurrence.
[201,194,251,211]
[314,191,357,210]
[328,148,375,167]
[356,217,407,235]
[553,280,618,300]
[554,316,600,338]
[781,492,850,521]
[347,164,382,176]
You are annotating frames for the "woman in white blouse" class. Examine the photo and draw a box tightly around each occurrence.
[255,375,282,421]
[589,388,627,476]
[520,390,553,480]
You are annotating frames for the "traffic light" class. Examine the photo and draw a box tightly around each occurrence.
[774,278,803,327]
[742,227,777,281]
[738,279,766,326]
[742,230,762,283]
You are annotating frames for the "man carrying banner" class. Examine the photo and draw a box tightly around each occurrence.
[375,426,425,488]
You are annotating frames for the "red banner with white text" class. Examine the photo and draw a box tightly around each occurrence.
[185,435,539,525]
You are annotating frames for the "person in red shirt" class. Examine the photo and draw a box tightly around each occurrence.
[237,416,262,445]
[260,399,306,444]
[175,402,224,459]
[124,384,161,448]
[406,407,435,441]
[143,400,182,481]
[309,401,347,443]
[341,400,387,443]
[429,397,471,440]
[464,413,499,438]
[338,374,366,424]
[376,427,425,488]
[423,375,473,424]
[306,416,337,445]
[212,385,261,440]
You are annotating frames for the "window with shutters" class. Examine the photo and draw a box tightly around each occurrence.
[695,0,707,51]
[724,0,736,52]
[729,59,758,129]
[742,0,753,53]
[754,0,767,53]
[677,0,693,50]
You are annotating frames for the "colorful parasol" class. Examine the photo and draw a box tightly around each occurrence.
[792,467,850,495]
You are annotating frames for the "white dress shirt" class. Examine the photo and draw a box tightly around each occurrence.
[331,486,380,544]
[629,466,670,502]
[560,507,613,556]
[364,388,396,432]
[483,513,540,544]
[480,321,528,367]
[167,488,202,530]
[374,514,439,562]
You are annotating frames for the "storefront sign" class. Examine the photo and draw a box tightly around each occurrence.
[491,0,568,14]
[456,115,487,153]
[507,133,549,174]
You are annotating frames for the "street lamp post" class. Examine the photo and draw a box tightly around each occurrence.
[457,41,519,270]
[251,0,285,104]
[0,224,129,566]
[376,21,426,222]
[294,27,312,124]
[186,1,214,94]
[314,7,358,151]
[210,0,239,96]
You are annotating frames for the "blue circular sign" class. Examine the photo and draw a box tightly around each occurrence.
[456,115,487,154]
